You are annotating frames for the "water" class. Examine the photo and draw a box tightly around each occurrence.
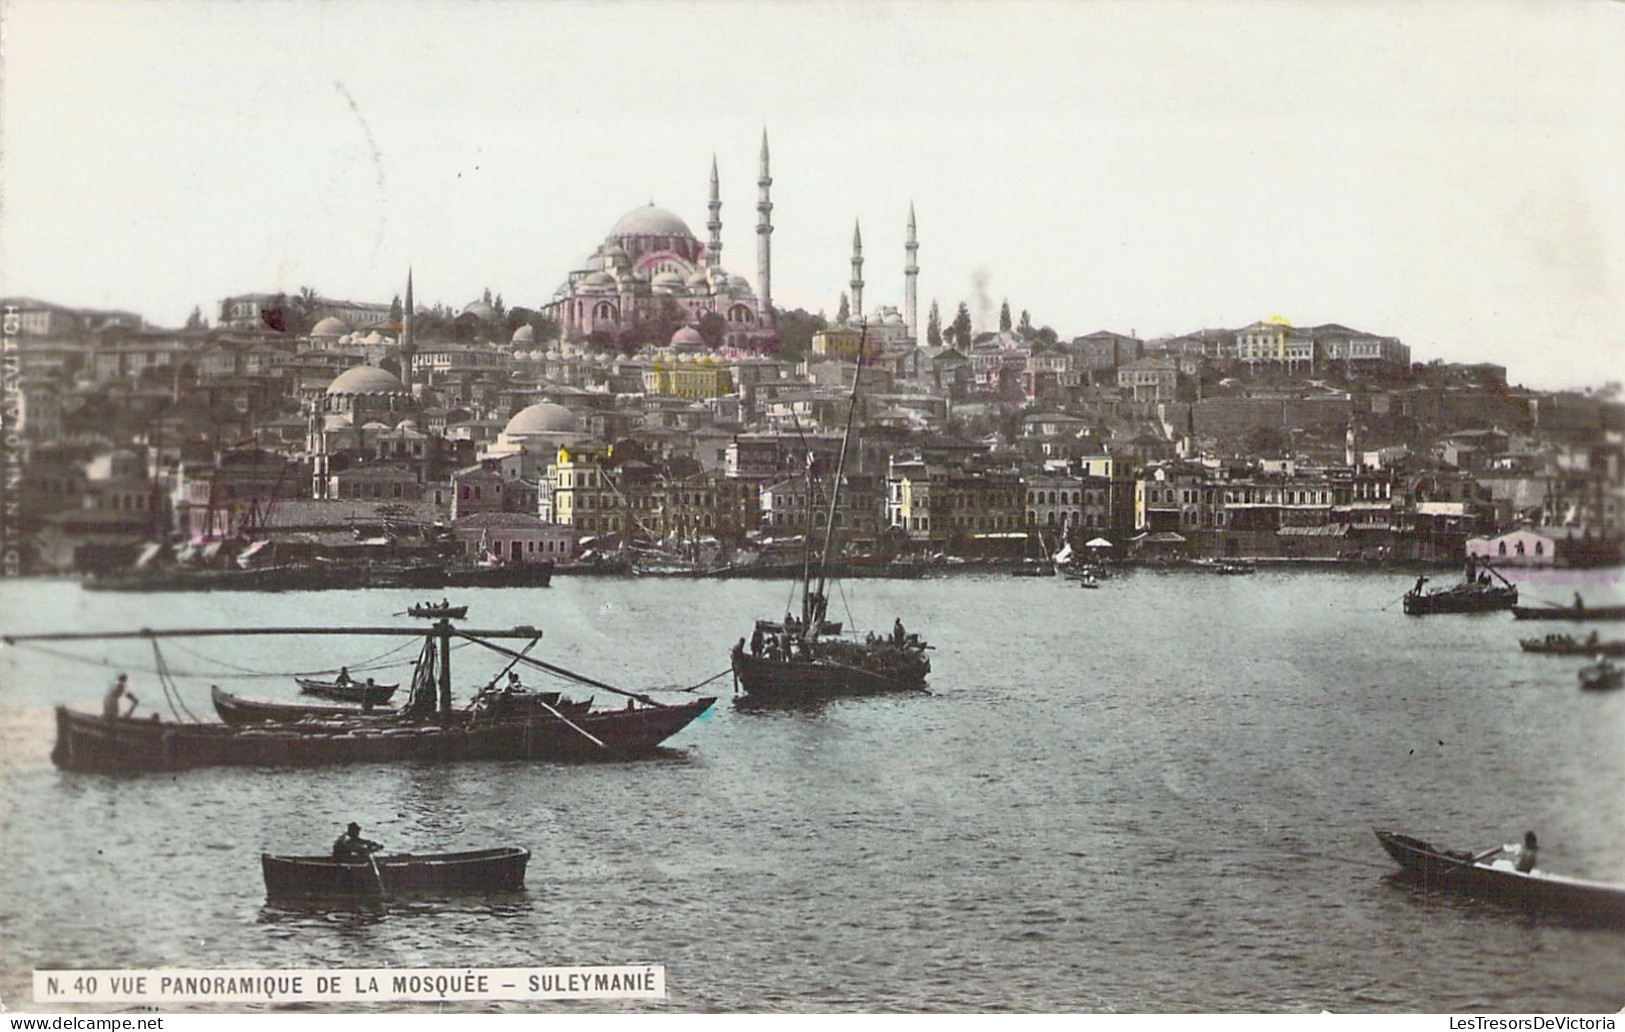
[1,570,1622,1012]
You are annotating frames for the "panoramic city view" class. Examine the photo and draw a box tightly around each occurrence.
[1,0,1621,1018]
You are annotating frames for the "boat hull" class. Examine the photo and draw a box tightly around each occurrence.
[1402,585,1517,615]
[53,698,715,773]
[732,646,929,698]
[1511,604,1625,622]
[262,847,529,899]
[1375,830,1625,923]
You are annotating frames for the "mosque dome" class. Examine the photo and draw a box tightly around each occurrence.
[311,316,351,338]
[512,324,536,345]
[603,243,630,264]
[611,204,695,239]
[326,365,407,396]
[583,270,617,290]
[685,269,712,289]
[503,402,582,436]
[671,326,705,347]
[461,300,499,322]
[650,271,686,293]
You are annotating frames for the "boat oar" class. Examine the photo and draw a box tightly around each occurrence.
[365,850,387,898]
[1443,845,1504,878]
[535,698,617,755]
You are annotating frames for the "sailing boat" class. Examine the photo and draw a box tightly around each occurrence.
[730,327,931,699]
[11,610,713,773]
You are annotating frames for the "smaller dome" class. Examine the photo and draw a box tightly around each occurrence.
[327,364,407,396]
[671,326,705,347]
[311,316,351,337]
[512,324,536,344]
[603,244,629,261]
[686,269,712,288]
[461,300,499,322]
[503,402,582,436]
[583,271,616,289]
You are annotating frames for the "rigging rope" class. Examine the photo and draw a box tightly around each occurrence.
[148,639,201,722]
[9,636,466,681]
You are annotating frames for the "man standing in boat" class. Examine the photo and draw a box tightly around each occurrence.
[102,673,138,719]
[333,822,383,860]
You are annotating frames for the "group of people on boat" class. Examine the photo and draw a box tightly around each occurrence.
[1539,631,1601,648]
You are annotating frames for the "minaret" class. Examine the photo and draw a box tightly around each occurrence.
[706,154,723,269]
[400,267,415,391]
[904,202,919,339]
[849,220,865,323]
[756,129,773,311]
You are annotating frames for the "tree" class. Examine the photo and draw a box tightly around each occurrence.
[388,294,403,322]
[184,306,207,331]
[999,299,1012,333]
[1018,309,1032,338]
[773,307,827,362]
[836,292,850,325]
[926,300,942,347]
[950,302,973,350]
[696,311,728,348]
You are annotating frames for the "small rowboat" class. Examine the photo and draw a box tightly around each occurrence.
[407,603,469,620]
[1403,583,1517,615]
[214,686,397,725]
[1375,830,1625,924]
[1518,636,1625,657]
[262,847,529,899]
[1511,603,1625,622]
[296,677,399,705]
[1579,659,1623,692]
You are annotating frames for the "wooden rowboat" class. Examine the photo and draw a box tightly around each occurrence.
[1518,636,1625,657]
[296,677,399,705]
[214,686,397,724]
[1375,830,1625,924]
[407,603,469,619]
[1511,603,1625,622]
[213,685,592,725]
[1579,660,1623,692]
[262,847,529,899]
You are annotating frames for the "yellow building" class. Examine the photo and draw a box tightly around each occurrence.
[546,444,627,536]
[642,355,734,400]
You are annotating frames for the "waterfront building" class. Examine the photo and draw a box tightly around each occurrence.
[887,457,1025,547]
[450,512,577,564]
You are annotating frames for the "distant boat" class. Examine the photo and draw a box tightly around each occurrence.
[262,847,529,899]
[1518,635,1625,657]
[1511,602,1625,622]
[1579,658,1623,692]
[296,677,399,705]
[1213,560,1256,575]
[1375,830,1625,924]
[406,602,468,619]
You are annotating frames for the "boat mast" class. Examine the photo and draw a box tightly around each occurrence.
[811,323,866,631]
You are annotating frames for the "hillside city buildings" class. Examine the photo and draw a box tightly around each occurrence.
[4,135,1621,576]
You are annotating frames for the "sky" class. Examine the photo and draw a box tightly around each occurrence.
[1,0,1622,391]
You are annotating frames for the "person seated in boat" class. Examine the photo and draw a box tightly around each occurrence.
[1477,571,1491,585]
[1494,830,1538,874]
[335,666,352,685]
[333,822,383,860]
[505,671,523,693]
[102,673,139,719]
[1587,630,1601,647]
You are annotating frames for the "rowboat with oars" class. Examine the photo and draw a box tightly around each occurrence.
[1511,602,1625,621]
[262,847,529,899]
[1375,830,1625,923]
[295,677,399,705]
[6,614,714,774]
